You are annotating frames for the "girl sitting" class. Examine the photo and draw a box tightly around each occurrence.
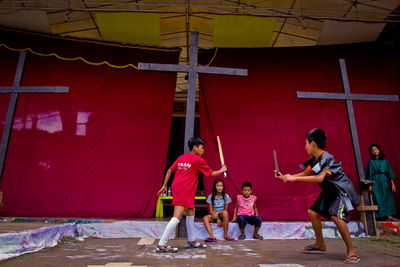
[203,179,236,241]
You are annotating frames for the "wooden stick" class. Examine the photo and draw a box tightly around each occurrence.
[216,136,226,177]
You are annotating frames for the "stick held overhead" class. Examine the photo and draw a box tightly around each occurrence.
[217,136,227,178]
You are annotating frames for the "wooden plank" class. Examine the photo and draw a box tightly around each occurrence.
[137,237,155,245]
[357,205,378,211]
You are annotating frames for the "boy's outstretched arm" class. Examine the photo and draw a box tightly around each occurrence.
[157,169,173,196]
[211,165,227,177]
[281,171,326,183]
[292,168,313,177]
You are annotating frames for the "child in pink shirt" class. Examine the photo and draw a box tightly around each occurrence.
[232,182,263,240]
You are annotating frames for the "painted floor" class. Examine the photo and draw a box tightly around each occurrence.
[1,235,400,267]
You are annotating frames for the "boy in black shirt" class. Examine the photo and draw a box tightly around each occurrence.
[276,128,360,264]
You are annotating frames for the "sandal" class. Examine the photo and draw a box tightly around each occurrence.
[238,234,245,240]
[253,234,264,240]
[155,245,178,253]
[204,237,217,242]
[224,237,238,242]
[344,255,360,264]
[186,241,207,248]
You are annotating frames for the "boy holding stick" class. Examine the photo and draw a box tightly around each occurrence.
[156,137,227,253]
[276,128,360,264]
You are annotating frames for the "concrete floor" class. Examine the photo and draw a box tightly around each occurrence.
[0,222,59,234]
[1,235,400,267]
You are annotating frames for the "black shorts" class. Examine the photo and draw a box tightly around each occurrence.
[206,213,224,223]
[310,190,350,223]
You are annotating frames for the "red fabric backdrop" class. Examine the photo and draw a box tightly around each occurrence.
[199,43,400,221]
[0,30,179,218]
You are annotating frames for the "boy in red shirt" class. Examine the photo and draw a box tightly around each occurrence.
[156,137,227,253]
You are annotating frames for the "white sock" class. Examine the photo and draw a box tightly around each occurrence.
[158,217,180,246]
[186,215,195,242]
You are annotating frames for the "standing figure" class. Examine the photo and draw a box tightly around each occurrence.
[365,144,398,221]
[156,137,227,253]
[276,128,360,264]
[203,178,236,241]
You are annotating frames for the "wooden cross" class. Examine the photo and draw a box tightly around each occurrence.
[297,58,399,235]
[138,31,247,153]
[0,51,69,185]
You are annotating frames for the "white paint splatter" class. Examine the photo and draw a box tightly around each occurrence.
[209,245,234,250]
[96,248,107,252]
[92,253,108,256]
[84,246,98,250]
[247,252,260,256]
[66,255,92,259]
[175,254,206,259]
[92,255,122,260]
[136,250,206,259]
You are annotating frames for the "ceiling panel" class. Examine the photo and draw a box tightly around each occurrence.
[0,10,50,33]
[60,28,101,40]
[50,18,96,34]
[318,20,386,45]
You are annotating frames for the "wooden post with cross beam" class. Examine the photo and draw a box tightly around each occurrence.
[138,31,247,237]
[138,31,247,153]
[0,51,69,205]
[297,58,399,235]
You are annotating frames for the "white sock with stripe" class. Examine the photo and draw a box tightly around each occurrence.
[186,215,195,242]
[158,217,180,246]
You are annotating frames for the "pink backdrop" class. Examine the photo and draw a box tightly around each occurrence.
[0,30,179,218]
[199,43,400,221]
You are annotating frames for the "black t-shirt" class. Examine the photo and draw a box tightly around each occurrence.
[301,151,360,206]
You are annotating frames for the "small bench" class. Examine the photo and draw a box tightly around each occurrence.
[155,196,206,218]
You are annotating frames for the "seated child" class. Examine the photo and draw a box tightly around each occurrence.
[203,178,236,242]
[231,182,263,240]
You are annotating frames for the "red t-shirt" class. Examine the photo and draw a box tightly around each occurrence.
[169,153,213,209]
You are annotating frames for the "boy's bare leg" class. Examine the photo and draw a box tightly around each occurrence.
[307,209,326,251]
[331,216,357,257]
[203,216,215,239]
[186,207,195,216]
[254,226,260,235]
[173,206,186,220]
